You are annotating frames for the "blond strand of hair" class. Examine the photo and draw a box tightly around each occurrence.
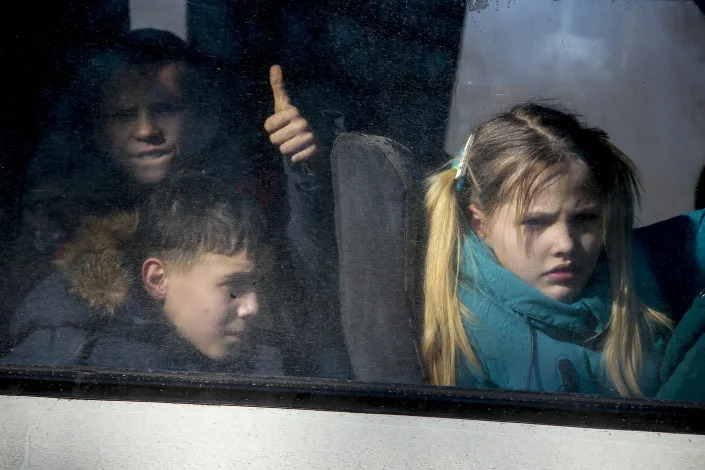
[423,169,480,385]
[600,145,672,396]
[602,249,670,396]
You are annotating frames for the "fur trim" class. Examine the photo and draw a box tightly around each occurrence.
[55,210,139,314]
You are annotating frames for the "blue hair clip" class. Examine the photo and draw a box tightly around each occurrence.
[452,134,474,192]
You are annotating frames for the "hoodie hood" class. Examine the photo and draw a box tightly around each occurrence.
[460,231,611,341]
[55,210,139,314]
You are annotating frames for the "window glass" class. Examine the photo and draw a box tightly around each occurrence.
[1,0,705,415]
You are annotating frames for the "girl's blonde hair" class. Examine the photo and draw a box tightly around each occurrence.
[423,103,671,395]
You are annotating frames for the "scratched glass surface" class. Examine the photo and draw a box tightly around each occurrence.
[0,0,704,404]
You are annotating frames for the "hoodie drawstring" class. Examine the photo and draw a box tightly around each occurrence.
[522,315,537,390]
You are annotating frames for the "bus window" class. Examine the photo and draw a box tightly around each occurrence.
[0,0,704,437]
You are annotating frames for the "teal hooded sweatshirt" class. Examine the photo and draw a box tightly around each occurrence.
[456,209,705,401]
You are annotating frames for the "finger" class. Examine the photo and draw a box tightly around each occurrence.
[269,118,310,146]
[264,106,300,133]
[291,145,318,163]
[269,65,292,113]
[279,132,315,155]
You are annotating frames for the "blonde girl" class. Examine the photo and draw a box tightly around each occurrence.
[424,102,705,398]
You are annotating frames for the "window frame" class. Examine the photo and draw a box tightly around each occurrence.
[3,0,705,438]
[1,365,704,434]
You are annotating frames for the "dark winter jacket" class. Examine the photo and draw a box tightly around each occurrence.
[1,212,283,375]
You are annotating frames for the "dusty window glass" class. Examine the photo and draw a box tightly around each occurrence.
[1,0,704,408]
[0,0,459,382]
[423,0,705,401]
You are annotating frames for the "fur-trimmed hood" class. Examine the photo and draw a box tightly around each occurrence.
[55,210,139,314]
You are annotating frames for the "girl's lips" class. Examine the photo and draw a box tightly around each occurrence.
[545,270,576,281]
[543,263,579,281]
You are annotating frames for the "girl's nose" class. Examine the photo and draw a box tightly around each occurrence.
[551,224,576,257]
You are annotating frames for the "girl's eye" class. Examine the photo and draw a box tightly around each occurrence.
[522,217,549,228]
[574,213,600,224]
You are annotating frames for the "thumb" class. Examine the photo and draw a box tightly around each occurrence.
[270,64,292,113]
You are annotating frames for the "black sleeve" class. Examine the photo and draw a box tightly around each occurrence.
[278,144,351,379]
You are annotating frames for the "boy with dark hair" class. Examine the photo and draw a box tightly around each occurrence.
[1,28,347,378]
[2,173,288,374]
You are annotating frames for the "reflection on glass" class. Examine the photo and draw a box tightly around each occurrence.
[447,0,705,225]
[0,1,703,407]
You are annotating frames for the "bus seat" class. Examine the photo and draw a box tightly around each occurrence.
[330,132,425,384]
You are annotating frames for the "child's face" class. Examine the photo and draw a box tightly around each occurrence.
[472,163,603,303]
[162,251,259,359]
[101,62,184,185]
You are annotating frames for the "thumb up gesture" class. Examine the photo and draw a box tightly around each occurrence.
[264,65,317,163]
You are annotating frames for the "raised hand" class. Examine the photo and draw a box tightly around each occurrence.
[264,65,317,163]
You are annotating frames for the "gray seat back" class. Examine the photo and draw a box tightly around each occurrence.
[331,132,425,384]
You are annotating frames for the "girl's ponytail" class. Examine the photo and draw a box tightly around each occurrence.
[423,168,479,385]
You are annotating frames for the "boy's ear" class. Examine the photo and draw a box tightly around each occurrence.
[142,258,167,301]
[468,203,487,240]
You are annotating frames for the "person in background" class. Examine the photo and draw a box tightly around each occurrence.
[0,29,349,378]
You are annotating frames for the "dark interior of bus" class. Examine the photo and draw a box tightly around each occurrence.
[0,0,463,352]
